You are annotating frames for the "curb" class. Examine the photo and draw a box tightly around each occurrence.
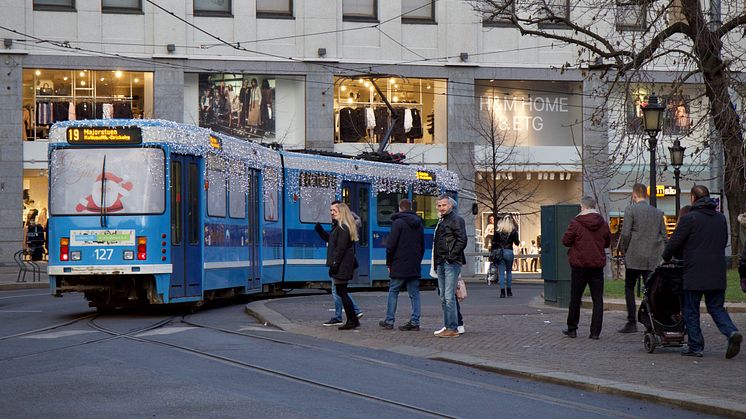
[0,282,48,291]
[246,298,746,417]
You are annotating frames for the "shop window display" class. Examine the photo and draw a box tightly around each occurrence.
[22,69,151,141]
[334,77,446,145]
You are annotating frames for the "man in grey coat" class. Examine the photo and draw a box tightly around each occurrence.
[619,183,667,333]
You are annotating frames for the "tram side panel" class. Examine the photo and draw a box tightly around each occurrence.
[260,167,284,286]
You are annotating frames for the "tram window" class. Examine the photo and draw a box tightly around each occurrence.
[229,165,246,219]
[263,169,279,222]
[376,192,407,226]
[299,172,336,223]
[207,157,227,218]
[188,163,200,245]
[171,161,182,245]
[413,194,438,228]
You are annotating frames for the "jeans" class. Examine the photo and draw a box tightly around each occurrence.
[567,267,604,337]
[624,268,650,323]
[682,290,739,352]
[332,281,360,321]
[437,262,461,331]
[497,249,515,289]
[384,278,421,326]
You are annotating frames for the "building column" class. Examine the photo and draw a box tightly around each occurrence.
[447,67,478,276]
[0,53,24,264]
[305,71,334,151]
[153,61,185,122]
[581,75,611,216]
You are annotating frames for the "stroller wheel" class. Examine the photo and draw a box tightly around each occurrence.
[644,333,657,353]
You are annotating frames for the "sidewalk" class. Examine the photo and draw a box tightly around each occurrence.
[0,262,49,290]
[246,283,746,417]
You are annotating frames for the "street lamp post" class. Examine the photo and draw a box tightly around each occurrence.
[640,93,665,208]
[669,138,686,218]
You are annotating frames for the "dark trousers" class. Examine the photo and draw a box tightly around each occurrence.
[335,283,356,325]
[567,267,604,337]
[624,268,650,323]
[682,290,739,352]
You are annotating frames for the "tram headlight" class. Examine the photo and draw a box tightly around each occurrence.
[70,251,81,261]
[123,250,135,260]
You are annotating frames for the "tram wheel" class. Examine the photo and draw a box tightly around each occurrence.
[644,333,657,353]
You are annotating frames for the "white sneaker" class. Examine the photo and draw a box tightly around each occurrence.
[434,327,446,336]
[457,325,465,334]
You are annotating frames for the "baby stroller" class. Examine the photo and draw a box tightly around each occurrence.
[637,262,686,353]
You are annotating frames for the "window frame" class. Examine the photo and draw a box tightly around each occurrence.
[615,1,647,31]
[298,172,337,224]
[663,94,692,136]
[33,0,76,12]
[228,165,247,219]
[102,0,143,14]
[482,0,515,27]
[256,0,294,19]
[376,191,408,227]
[413,193,439,228]
[193,0,232,17]
[206,156,227,218]
[401,0,436,24]
[343,0,379,23]
[537,0,571,29]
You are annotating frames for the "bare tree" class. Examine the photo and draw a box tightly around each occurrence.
[470,0,746,255]
[452,104,541,236]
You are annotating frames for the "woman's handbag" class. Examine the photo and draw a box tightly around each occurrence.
[37,82,53,96]
[456,279,468,301]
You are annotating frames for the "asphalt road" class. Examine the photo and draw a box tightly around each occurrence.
[0,290,717,418]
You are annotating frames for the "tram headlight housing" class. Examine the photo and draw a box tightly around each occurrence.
[70,251,81,261]
[123,250,135,260]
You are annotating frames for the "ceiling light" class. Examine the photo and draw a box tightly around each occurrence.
[34,70,41,76]
[340,85,347,92]
[63,76,68,81]
[79,71,85,77]
[115,71,123,78]
[80,80,86,86]
[100,77,105,82]
[134,78,139,83]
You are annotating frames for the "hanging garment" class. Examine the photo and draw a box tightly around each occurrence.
[113,102,133,119]
[68,102,76,121]
[248,87,262,126]
[76,102,94,120]
[365,107,376,130]
[102,103,114,119]
[37,102,53,125]
[23,107,31,140]
[53,102,69,122]
[390,108,406,143]
[339,107,359,142]
[374,107,389,137]
[352,108,367,139]
[404,109,413,133]
[407,108,423,139]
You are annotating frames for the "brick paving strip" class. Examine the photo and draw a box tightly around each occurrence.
[247,289,746,417]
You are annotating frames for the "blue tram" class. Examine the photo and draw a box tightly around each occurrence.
[46,120,459,309]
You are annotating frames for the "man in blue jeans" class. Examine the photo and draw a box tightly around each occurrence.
[432,195,467,338]
[663,185,741,358]
[315,201,363,326]
[379,199,424,331]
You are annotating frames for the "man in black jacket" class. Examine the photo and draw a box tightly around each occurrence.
[432,195,467,338]
[379,199,425,331]
[662,185,742,358]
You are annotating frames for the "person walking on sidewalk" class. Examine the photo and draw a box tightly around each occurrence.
[379,199,424,331]
[490,216,520,298]
[315,201,363,327]
[618,183,666,334]
[321,202,361,330]
[433,195,467,338]
[561,196,611,340]
[662,185,742,358]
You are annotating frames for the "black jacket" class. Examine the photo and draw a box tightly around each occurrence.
[386,211,425,279]
[662,197,728,291]
[739,239,746,280]
[317,221,356,282]
[433,210,467,267]
[491,229,519,251]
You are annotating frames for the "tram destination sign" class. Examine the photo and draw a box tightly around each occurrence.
[66,126,142,145]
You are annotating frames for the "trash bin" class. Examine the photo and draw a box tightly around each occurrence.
[541,204,580,308]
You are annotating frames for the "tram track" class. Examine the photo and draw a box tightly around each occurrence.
[0,313,97,341]
[181,315,640,419]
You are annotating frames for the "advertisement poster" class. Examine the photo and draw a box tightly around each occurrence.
[199,74,276,141]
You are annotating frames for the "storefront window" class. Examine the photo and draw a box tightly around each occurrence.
[197,73,306,149]
[334,76,447,145]
[22,69,152,141]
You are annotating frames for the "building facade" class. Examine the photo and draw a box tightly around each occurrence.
[0,0,714,271]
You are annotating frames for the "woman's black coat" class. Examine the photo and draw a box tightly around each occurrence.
[318,221,357,282]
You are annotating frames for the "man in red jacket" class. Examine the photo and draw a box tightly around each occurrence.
[561,196,611,339]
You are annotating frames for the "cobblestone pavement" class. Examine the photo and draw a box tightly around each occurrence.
[256,283,746,415]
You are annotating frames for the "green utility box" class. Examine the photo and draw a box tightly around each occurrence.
[541,204,580,308]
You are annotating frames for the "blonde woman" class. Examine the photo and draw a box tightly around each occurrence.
[490,217,520,298]
[327,202,360,330]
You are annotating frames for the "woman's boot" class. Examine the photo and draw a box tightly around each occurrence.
[338,318,360,330]
[507,288,513,297]
[500,289,506,298]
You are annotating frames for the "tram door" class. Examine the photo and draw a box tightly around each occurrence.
[247,169,261,290]
[170,155,203,299]
[341,181,370,285]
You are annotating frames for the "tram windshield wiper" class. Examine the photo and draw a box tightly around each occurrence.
[100,156,107,228]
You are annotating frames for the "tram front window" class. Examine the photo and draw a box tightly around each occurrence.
[49,148,166,215]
